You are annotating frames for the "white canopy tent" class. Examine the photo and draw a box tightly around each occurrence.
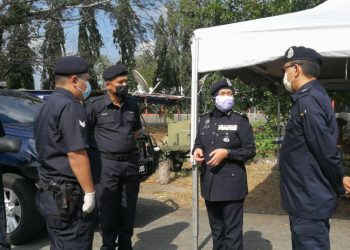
[190,0,350,248]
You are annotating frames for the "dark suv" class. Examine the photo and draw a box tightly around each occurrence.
[0,89,158,244]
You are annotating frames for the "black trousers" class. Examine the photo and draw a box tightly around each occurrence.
[96,159,140,250]
[36,188,95,250]
[205,199,244,250]
[0,170,10,250]
[289,215,330,250]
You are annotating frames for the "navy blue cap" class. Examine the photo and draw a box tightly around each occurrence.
[210,78,234,97]
[284,46,323,65]
[103,62,128,81]
[54,56,90,76]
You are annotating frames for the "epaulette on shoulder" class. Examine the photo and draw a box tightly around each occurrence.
[233,111,248,119]
[88,95,104,103]
[199,112,211,118]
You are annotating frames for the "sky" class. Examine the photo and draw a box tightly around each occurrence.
[34,1,165,89]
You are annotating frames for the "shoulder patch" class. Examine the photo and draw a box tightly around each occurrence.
[233,111,248,119]
[88,95,104,103]
[199,112,211,117]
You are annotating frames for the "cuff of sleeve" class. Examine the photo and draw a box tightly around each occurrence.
[338,186,346,196]
[227,149,243,162]
[192,146,202,155]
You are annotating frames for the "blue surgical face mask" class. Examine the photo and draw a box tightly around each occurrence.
[215,95,234,112]
[77,78,91,100]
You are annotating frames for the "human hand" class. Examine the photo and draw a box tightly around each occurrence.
[343,176,350,195]
[82,192,95,214]
[193,148,205,164]
[207,148,229,167]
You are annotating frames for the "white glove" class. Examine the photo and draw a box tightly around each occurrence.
[82,192,95,214]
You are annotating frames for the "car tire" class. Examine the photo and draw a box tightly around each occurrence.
[3,173,44,245]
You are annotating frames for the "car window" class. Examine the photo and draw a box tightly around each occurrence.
[0,93,43,124]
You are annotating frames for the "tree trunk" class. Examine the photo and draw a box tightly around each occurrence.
[157,160,171,185]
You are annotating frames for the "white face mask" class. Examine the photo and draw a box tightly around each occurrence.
[283,73,293,93]
[215,95,234,112]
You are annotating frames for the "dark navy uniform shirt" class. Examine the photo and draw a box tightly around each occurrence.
[34,88,89,183]
[279,79,345,220]
[85,94,142,154]
[193,108,256,201]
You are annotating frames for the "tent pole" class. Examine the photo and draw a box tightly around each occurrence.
[190,36,199,250]
[276,84,281,167]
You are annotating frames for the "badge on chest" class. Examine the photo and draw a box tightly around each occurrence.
[218,125,237,131]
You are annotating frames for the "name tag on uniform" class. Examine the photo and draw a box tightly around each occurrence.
[218,125,237,131]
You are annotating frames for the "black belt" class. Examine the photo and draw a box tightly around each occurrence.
[100,152,130,161]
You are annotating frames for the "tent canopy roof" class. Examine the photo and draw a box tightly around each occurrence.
[192,0,350,90]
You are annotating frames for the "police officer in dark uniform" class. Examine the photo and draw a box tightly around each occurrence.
[0,121,10,250]
[279,46,346,250]
[34,56,96,249]
[193,79,256,250]
[85,62,142,250]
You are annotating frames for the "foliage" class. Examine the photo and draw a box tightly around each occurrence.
[5,2,34,89]
[253,120,278,159]
[135,48,157,89]
[78,4,103,89]
[40,2,65,90]
[94,55,112,88]
[112,0,145,71]
[147,0,326,116]
[0,0,149,89]
[0,0,327,95]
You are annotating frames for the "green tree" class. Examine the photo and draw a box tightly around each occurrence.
[40,3,65,90]
[112,0,145,70]
[5,2,34,89]
[78,3,103,90]
[135,48,157,88]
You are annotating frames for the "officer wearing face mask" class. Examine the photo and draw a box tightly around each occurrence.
[85,62,142,250]
[34,56,96,249]
[192,78,256,250]
[279,46,347,250]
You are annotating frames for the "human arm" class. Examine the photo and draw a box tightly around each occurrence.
[299,97,345,195]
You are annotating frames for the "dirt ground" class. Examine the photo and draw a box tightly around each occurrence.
[143,125,350,218]
[140,162,350,219]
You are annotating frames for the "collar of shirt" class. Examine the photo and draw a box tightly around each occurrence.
[291,79,317,103]
[211,107,232,117]
[54,87,77,102]
[103,93,125,108]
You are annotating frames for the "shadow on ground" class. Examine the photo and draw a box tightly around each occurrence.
[243,230,272,250]
[133,222,189,250]
[11,197,180,249]
[135,197,179,228]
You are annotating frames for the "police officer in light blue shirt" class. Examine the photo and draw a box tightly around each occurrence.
[34,56,96,250]
[279,46,347,250]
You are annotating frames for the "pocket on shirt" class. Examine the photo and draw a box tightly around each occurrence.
[217,131,239,147]
[126,112,135,121]
[97,115,114,125]
[285,121,294,131]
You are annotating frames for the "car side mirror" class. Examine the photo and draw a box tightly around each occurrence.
[0,136,21,153]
